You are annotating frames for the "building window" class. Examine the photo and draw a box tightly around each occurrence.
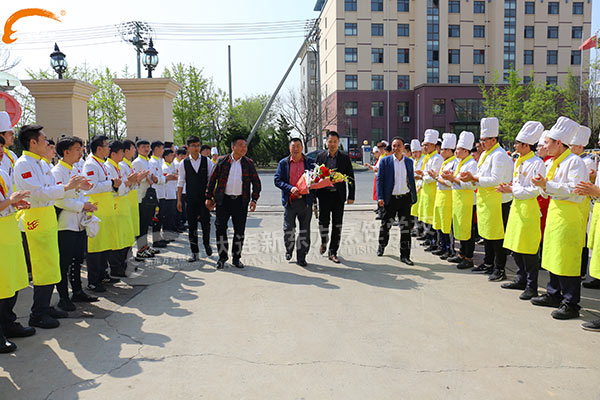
[371,128,384,146]
[397,75,410,90]
[525,1,535,14]
[345,102,358,117]
[546,76,558,86]
[523,76,532,84]
[448,25,460,38]
[397,24,409,37]
[524,50,534,65]
[345,23,357,36]
[372,48,384,63]
[474,1,485,13]
[448,75,460,84]
[572,26,583,39]
[448,49,460,64]
[473,50,485,65]
[372,75,384,90]
[573,2,584,14]
[548,2,559,14]
[345,0,357,11]
[547,26,558,39]
[372,23,384,37]
[474,25,485,38]
[397,102,409,117]
[398,0,409,12]
[453,99,485,121]
[433,99,446,115]
[448,0,460,13]
[473,75,485,85]
[345,48,357,63]
[347,128,358,150]
[372,0,383,11]
[345,75,358,90]
[571,50,582,65]
[397,48,410,64]
[547,50,558,65]
[524,26,535,39]
[371,101,384,117]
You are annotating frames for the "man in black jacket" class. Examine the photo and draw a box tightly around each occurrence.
[314,131,355,263]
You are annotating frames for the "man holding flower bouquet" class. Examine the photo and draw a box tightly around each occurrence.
[274,138,316,267]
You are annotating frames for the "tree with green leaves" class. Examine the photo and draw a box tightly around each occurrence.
[522,80,559,130]
[498,70,525,142]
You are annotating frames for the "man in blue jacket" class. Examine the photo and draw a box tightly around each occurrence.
[274,138,315,267]
[377,136,418,265]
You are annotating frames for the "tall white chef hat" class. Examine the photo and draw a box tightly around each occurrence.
[211,147,218,155]
[480,117,499,139]
[0,112,12,132]
[538,130,550,147]
[570,125,592,147]
[422,129,439,145]
[410,139,421,152]
[441,133,457,150]
[547,116,579,144]
[515,121,544,145]
[457,131,475,150]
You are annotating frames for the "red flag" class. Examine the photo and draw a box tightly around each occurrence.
[580,35,597,51]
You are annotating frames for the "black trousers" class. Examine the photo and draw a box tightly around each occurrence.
[21,233,55,318]
[137,200,155,249]
[86,251,108,286]
[512,252,540,290]
[483,201,511,270]
[159,199,178,241]
[186,197,211,254]
[438,233,450,252]
[108,248,129,275]
[378,194,413,259]
[459,206,477,259]
[283,197,312,261]
[581,243,589,277]
[216,196,248,262]
[0,293,18,329]
[425,224,437,245]
[177,194,187,228]
[546,272,581,308]
[317,190,345,256]
[152,198,165,243]
[57,230,87,298]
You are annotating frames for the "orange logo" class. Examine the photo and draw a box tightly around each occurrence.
[27,219,40,230]
[2,8,65,44]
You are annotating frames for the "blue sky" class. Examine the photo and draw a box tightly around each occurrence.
[2,0,599,98]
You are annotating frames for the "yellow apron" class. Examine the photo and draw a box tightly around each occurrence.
[128,189,140,237]
[88,192,118,253]
[579,197,591,246]
[589,202,600,279]
[21,206,61,286]
[503,198,541,254]
[542,199,585,277]
[587,202,600,250]
[410,190,420,217]
[418,182,437,224]
[452,190,474,241]
[0,214,29,298]
[432,189,452,234]
[476,187,504,240]
[114,194,135,249]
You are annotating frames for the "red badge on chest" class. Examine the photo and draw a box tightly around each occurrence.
[21,171,32,179]
[87,171,94,176]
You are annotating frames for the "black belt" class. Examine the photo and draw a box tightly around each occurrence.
[392,193,410,199]
[225,194,241,200]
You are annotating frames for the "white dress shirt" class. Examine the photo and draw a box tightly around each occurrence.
[177,155,215,189]
[421,153,444,184]
[225,155,243,196]
[1,148,17,178]
[174,159,185,195]
[475,145,514,203]
[82,155,113,195]
[543,152,588,203]
[162,161,178,200]
[0,170,15,218]
[512,154,546,200]
[392,155,409,195]
[52,161,86,232]
[132,155,151,202]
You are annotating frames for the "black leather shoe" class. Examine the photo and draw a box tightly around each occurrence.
[424,245,438,253]
[188,253,199,263]
[297,259,308,267]
[57,298,76,312]
[420,240,431,247]
[377,246,384,257]
[48,307,68,319]
[472,263,492,273]
[488,269,506,282]
[88,283,107,293]
[501,280,526,290]
[153,241,167,248]
[400,257,414,266]
[216,260,226,270]
[457,259,474,270]
[447,255,463,263]
[551,302,580,320]
[531,294,562,308]
[432,248,446,256]
[328,255,341,264]
[416,236,427,241]
[581,319,600,332]
[519,287,538,300]
[71,291,98,303]
[3,322,35,338]
[319,244,327,255]
[29,314,60,329]
[582,279,600,289]
[102,277,120,284]
[233,260,245,269]
[285,252,293,261]
[205,245,213,257]
[0,338,16,353]
[439,252,451,260]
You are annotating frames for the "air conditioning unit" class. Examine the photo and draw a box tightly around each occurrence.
[402,116,410,123]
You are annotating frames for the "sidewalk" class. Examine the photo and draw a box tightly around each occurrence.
[1,208,599,399]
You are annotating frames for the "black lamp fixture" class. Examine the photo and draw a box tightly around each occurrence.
[50,43,68,79]
[142,38,159,78]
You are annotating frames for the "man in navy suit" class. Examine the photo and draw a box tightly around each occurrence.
[377,137,418,265]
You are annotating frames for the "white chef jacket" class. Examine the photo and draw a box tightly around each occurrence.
[452,157,478,205]
[162,161,178,200]
[0,169,15,218]
[421,153,444,185]
[543,152,588,203]
[105,158,128,197]
[14,151,65,209]
[475,145,514,203]
[119,158,137,193]
[132,155,151,203]
[149,155,166,200]
[436,157,458,191]
[1,147,17,178]
[52,161,86,232]
[82,155,113,196]
[512,154,546,201]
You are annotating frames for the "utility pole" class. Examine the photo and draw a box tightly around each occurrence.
[135,23,142,79]
[228,45,233,108]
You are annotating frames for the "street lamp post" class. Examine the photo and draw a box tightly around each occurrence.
[50,43,67,79]
[142,38,159,78]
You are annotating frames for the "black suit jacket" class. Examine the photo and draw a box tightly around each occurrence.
[314,150,355,202]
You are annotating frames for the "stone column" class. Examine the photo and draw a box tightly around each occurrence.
[113,78,182,142]
[20,79,97,141]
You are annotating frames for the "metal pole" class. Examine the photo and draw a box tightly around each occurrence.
[228,45,233,108]
[315,30,323,148]
[135,23,141,79]
[385,0,390,142]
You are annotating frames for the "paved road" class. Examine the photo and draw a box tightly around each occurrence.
[2,210,600,399]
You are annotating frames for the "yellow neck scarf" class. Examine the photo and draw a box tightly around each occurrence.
[4,148,14,166]
[421,151,438,169]
[546,149,571,181]
[441,155,456,168]
[23,150,42,160]
[123,157,133,168]
[107,158,121,172]
[477,142,500,168]
[138,155,149,161]
[513,151,534,177]
[454,155,473,177]
[0,173,8,198]
[58,160,72,171]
